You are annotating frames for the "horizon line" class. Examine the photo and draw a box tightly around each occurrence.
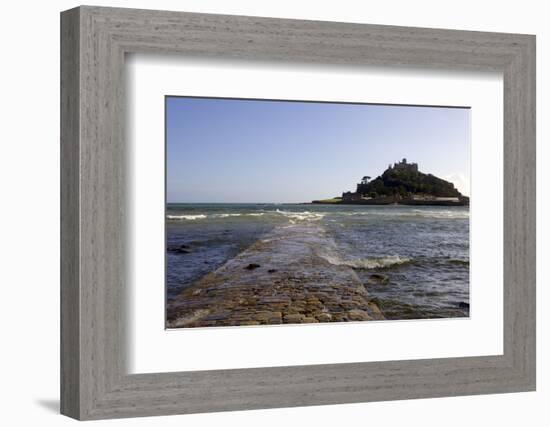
[167,201,308,204]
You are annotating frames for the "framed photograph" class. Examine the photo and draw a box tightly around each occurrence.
[164,97,471,328]
[61,6,535,420]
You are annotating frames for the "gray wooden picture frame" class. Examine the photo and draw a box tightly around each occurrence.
[60,5,536,420]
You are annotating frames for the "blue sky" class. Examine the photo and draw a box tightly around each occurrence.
[166,97,470,203]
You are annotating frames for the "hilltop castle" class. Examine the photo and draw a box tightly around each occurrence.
[388,158,418,173]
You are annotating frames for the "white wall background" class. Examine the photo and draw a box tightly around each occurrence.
[0,0,546,425]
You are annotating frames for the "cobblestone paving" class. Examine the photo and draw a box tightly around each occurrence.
[167,223,384,328]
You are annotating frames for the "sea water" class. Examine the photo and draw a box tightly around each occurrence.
[166,203,469,319]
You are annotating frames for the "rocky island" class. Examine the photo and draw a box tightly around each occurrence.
[312,159,469,206]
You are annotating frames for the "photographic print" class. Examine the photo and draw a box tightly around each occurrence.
[165,97,470,328]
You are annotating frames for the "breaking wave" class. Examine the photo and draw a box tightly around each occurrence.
[409,209,469,219]
[320,254,412,270]
[167,212,266,220]
[275,209,325,222]
[213,213,242,218]
[338,209,469,219]
[167,214,207,220]
[166,207,467,224]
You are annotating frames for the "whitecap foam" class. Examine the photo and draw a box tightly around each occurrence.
[166,214,207,220]
[275,209,325,222]
[319,254,412,270]
[213,212,265,218]
[213,213,243,218]
[337,209,469,219]
[410,209,469,219]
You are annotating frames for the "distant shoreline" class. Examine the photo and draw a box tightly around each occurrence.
[311,199,469,207]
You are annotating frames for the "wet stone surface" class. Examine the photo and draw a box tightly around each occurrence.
[167,223,385,328]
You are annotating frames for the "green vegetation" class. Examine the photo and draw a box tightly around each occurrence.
[312,197,342,204]
[312,160,467,205]
[356,167,461,198]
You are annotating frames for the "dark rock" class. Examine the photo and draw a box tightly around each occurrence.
[369,273,390,285]
[268,269,277,273]
[449,259,469,265]
[245,263,261,270]
[458,302,470,308]
[168,245,192,254]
